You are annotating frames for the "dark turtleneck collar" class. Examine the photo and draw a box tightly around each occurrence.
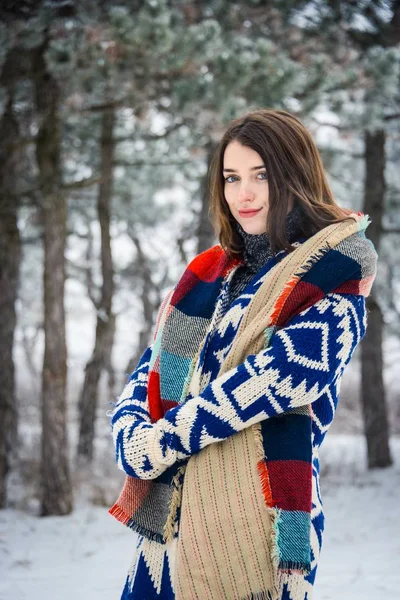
[233,202,304,273]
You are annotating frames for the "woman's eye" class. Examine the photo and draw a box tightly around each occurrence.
[224,172,267,183]
[224,175,237,183]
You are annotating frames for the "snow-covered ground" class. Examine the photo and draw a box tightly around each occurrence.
[0,434,399,600]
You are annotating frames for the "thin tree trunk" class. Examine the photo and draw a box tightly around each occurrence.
[361,129,392,469]
[33,41,73,515]
[196,140,217,254]
[125,235,155,375]
[103,312,116,399]
[0,97,21,507]
[78,108,115,460]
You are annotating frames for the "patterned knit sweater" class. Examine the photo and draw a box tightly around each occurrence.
[113,277,366,480]
[110,219,373,599]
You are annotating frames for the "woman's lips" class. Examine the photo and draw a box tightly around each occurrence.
[238,208,262,218]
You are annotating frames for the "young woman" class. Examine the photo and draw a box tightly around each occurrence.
[109,108,377,600]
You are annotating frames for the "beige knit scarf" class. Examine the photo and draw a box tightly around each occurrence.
[174,215,372,600]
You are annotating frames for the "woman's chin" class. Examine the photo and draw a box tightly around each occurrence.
[239,221,267,235]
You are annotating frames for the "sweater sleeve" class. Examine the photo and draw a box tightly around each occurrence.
[111,292,366,479]
[109,343,178,479]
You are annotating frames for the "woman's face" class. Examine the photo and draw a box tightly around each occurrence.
[223,140,270,235]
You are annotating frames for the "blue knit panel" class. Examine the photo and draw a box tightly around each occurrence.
[261,413,312,462]
[277,510,311,565]
[175,278,224,319]
[121,550,174,599]
[160,349,191,402]
[302,248,361,292]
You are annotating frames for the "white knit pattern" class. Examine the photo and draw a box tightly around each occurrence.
[111,292,366,480]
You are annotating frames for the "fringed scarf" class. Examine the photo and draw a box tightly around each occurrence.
[110,212,377,599]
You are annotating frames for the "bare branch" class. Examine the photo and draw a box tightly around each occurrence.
[384,113,400,122]
[63,176,102,191]
[310,117,353,132]
[176,237,189,265]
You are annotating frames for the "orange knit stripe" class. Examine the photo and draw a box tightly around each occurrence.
[269,274,300,324]
[108,503,131,525]
[257,459,274,507]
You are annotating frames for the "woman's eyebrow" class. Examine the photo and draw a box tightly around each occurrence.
[223,165,265,172]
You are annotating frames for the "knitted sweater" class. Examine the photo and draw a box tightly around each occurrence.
[111,219,375,599]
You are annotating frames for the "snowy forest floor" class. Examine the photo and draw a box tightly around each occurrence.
[0,433,399,600]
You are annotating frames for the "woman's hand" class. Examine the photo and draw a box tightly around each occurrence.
[109,344,182,479]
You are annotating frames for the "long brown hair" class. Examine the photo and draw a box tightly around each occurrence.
[209,108,356,258]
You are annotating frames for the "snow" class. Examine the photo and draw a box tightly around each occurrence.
[317,435,400,599]
[0,434,399,600]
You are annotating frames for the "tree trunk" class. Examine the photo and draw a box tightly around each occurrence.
[34,42,73,515]
[125,235,155,375]
[78,108,115,460]
[0,97,21,508]
[104,311,116,399]
[361,129,392,469]
[196,140,217,254]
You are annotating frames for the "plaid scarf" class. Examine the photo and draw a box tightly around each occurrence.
[110,212,377,597]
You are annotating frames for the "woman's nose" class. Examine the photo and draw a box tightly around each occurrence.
[238,181,255,201]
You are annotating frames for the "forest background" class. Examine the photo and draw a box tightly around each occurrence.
[0,1,399,599]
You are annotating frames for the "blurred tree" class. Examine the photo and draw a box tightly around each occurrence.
[0,95,21,508]
[33,34,73,515]
[77,107,115,460]
[196,139,218,254]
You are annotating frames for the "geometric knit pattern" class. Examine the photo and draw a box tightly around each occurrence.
[117,289,366,599]
[113,295,367,599]
[110,216,377,599]
[112,287,367,480]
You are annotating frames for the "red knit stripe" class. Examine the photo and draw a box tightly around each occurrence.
[148,371,163,421]
[332,279,361,294]
[276,281,324,326]
[267,459,313,512]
